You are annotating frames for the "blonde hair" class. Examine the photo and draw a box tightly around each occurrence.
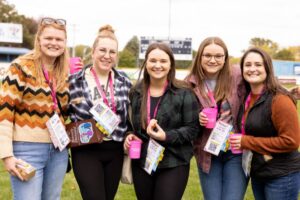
[92,24,118,52]
[22,21,69,90]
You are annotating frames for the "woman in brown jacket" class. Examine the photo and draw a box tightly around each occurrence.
[230,47,300,200]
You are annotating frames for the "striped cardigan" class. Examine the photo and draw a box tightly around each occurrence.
[0,58,69,159]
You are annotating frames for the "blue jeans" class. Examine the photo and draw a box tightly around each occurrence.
[198,151,249,200]
[251,171,300,200]
[10,142,68,200]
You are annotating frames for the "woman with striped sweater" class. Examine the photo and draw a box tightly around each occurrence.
[0,17,70,200]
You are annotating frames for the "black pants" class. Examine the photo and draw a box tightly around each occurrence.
[71,141,123,200]
[132,162,190,200]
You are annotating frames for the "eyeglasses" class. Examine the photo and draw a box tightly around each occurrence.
[97,47,117,57]
[40,18,67,26]
[202,54,225,62]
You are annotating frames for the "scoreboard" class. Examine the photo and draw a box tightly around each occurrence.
[139,36,192,61]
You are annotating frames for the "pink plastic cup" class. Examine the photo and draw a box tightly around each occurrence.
[230,134,242,154]
[69,57,82,74]
[202,108,218,129]
[129,140,142,159]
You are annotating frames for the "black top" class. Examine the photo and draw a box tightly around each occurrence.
[150,96,161,119]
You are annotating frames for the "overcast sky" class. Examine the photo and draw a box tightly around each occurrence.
[7,0,300,57]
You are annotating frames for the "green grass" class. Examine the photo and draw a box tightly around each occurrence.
[0,158,255,200]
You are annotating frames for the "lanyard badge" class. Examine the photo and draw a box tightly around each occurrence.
[91,68,116,112]
[143,138,165,175]
[89,68,120,135]
[46,113,70,151]
[90,100,120,135]
[42,65,70,150]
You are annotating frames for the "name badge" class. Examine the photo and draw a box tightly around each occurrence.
[46,113,70,151]
[89,101,120,135]
[144,138,165,175]
[204,120,232,156]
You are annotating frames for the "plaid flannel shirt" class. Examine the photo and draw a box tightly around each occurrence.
[130,83,201,169]
[68,65,132,142]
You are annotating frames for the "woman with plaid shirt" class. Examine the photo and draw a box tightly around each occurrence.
[68,25,131,200]
[124,42,200,200]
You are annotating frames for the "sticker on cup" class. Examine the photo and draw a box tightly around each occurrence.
[129,140,142,159]
[202,107,218,129]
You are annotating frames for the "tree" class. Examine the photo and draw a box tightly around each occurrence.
[0,0,38,49]
[119,36,139,68]
[73,45,92,64]
[287,46,300,61]
[229,56,240,65]
[118,49,136,68]
[123,36,139,58]
[274,49,295,61]
[249,37,279,57]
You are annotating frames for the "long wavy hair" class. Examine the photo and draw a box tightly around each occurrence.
[186,37,232,104]
[135,42,188,128]
[21,19,69,90]
[240,47,296,104]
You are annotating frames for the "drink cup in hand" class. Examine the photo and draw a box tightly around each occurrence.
[230,134,242,154]
[202,108,218,129]
[129,140,142,159]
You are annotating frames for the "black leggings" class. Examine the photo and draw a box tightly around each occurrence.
[132,162,190,200]
[71,141,123,200]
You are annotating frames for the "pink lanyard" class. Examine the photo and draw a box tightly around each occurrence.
[91,68,116,113]
[146,81,168,125]
[42,65,58,110]
[241,92,261,135]
[205,83,217,108]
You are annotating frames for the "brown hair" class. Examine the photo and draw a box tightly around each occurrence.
[135,42,188,128]
[22,19,69,90]
[240,47,296,104]
[92,24,118,52]
[186,37,232,104]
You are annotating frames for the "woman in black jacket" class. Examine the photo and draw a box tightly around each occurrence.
[124,42,200,200]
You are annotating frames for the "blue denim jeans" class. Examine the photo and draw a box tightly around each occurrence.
[251,171,300,200]
[10,142,68,200]
[198,151,249,200]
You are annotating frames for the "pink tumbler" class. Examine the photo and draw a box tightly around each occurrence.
[69,57,82,74]
[202,108,218,129]
[129,140,142,159]
[230,134,242,154]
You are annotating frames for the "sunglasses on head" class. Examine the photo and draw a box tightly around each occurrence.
[40,18,67,26]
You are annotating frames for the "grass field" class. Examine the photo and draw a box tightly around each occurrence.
[0,158,256,200]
